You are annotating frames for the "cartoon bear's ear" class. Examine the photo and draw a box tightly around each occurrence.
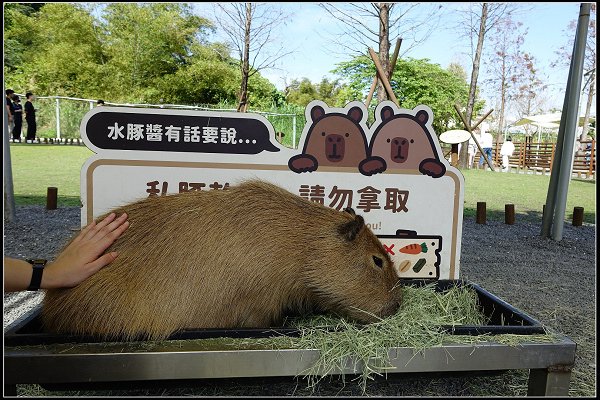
[347,106,363,123]
[416,110,429,125]
[311,105,325,122]
[381,106,394,122]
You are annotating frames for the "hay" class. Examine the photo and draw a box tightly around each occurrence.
[274,283,560,393]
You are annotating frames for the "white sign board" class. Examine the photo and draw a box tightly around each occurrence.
[80,101,464,279]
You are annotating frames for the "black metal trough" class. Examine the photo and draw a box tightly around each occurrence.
[3,280,576,396]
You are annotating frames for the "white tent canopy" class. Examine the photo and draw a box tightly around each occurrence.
[510,113,595,141]
[511,112,595,128]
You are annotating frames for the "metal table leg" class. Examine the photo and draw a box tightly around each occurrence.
[527,366,573,396]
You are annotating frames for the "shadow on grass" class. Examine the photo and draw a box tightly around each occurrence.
[14,195,82,208]
[571,177,596,185]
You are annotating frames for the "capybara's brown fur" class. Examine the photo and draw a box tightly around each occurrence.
[42,180,402,341]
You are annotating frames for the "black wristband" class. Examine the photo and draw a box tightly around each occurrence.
[26,259,47,291]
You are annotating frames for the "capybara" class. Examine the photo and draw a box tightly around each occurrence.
[288,103,382,176]
[42,180,402,341]
[368,105,446,178]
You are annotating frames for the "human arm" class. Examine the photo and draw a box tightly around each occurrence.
[4,212,129,292]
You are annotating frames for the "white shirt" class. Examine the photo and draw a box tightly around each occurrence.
[500,141,515,156]
[480,131,493,148]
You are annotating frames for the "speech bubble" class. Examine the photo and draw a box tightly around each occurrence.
[81,107,280,154]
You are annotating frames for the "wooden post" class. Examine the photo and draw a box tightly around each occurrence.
[451,143,459,167]
[476,202,486,224]
[505,204,515,225]
[365,39,402,108]
[367,48,400,106]
[589,139,595,177]
[46,187,58,210]
[572,207,584,227]
[453,105,495,171]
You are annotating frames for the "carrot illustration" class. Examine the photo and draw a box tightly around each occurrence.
[399,242,428,254]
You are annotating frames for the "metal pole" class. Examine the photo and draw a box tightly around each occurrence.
[4,83,16,222]
[550,3,590,241]
[541,4,589,238]
[55,97,61,140]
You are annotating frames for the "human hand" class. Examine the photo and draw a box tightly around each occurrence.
[43,212,130,289]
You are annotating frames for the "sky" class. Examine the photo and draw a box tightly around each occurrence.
[194,2,594,123]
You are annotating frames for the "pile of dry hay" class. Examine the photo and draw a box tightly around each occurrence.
[234,283,560,392]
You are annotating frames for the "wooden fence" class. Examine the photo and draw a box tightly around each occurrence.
[468,138,596,179]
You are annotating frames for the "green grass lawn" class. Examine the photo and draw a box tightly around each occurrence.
[7,143,93,207]
[461,169,596,224]
[5,143,596,224]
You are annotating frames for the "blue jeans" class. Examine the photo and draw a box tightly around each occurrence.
[479,148,493,166]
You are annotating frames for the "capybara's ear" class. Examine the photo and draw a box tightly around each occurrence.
[311,105,325,122]
[338,214,365,242]
[347,106,363,123]
[381,106,394,122]
[343,207,356,216]
[416,110,429,125]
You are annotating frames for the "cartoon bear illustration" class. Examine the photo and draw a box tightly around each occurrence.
[367,103,446,178]
[289,102,380,175]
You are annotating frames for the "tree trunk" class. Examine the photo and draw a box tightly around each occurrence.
[497,58,507,144]
[237,3,252,112]
[376,3,391,103]
[580,69,595,141]
[459,3,488,169]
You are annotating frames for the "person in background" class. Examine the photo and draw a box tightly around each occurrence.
[500,136,515,172]
[4,212,129,292]
[24,92,37,143]
[467,130,480,169]
[6,89,15,132]
[11,94,23,142]
[478,123,494,170]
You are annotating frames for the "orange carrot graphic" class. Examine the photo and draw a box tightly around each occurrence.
[399,242,428,254]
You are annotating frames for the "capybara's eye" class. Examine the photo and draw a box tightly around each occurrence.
[372,256,383,268]
[410,139,414,143]
[322,132,326,136]
[345,132,350,137]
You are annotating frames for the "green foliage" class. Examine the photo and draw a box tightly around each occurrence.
[3,3,281,110]
[285,77,347,108]
[333,56,482,134]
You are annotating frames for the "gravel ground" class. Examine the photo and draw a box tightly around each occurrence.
[3,206,596,397]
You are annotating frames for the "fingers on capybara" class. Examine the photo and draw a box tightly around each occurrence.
[41,180,402,341]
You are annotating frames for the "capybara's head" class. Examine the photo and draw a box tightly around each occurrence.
[303,104,369,167]
[304,206,402,323]
[370,106,438,169]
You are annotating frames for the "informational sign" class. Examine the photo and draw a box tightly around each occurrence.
[80,101,464,279]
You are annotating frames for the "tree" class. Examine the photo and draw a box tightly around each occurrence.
[101,3,212,102]
[333,56,474,133]
[552,4,596,140]
[319,3,441,104]
[484,16,528,143]
[212,3,292,112]
[285,77,346,108]
[4,3,105,96]
[452,2,523,167]
[512,53,549,136]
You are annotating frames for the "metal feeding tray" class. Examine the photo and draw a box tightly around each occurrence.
[4,280,576,396]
